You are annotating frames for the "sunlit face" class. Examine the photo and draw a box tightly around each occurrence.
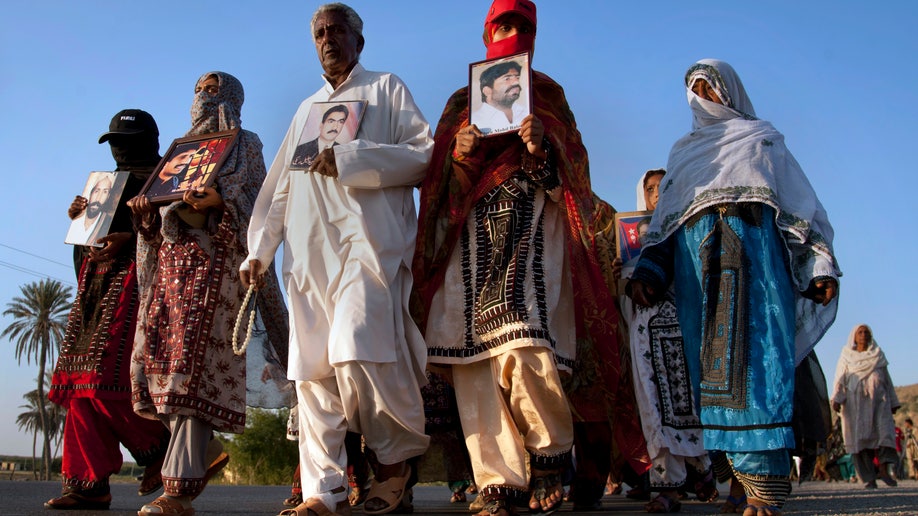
[195,76,219,96]
[161,148,197,179]
[313,11,361,79]
[319,112,347,143]
[854,325,872,350]
[485,69,522,107]
[86,177,113,218]
[691,79,723,105]
[490,13,534,43]
[643,172,664,211]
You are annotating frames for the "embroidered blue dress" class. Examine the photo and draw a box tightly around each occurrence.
[630,59,840,508]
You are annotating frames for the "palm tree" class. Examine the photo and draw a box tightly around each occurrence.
[16,390,41,479]
[16,376,67,479]
[3,279,72,480]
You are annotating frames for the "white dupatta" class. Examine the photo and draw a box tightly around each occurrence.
[644,59,841,363]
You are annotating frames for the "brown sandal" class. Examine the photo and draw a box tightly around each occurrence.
[45,491,112,510]
[187,451,230,500]
[139,454,166,496]
[138,495,195,516]
[278,497,352,516]
[363,464,411,515]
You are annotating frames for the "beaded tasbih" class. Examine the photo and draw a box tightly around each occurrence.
[232,284,258,356]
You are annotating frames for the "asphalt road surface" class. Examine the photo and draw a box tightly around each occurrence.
[1,479,916,515]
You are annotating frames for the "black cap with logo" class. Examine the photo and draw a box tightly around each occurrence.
[98,109,159,144]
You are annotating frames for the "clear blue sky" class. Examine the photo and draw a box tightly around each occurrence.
[1,1,916,456]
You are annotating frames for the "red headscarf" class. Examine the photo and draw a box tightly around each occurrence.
[484,0,537,59]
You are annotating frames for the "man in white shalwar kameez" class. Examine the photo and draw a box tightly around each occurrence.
[241,4,432,515]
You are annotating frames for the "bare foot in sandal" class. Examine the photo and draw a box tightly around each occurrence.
[529,469,563,514]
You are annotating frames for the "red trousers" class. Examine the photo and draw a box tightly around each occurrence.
[61,397,168,490]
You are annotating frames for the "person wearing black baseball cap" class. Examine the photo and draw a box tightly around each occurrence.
[46,110,169,511]
[98,108,161,168]
[98,108,158,142]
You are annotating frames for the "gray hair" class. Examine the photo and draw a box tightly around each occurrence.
[311,3,364,41]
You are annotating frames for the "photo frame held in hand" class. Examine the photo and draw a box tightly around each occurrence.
[290,100,368,169]
[141,128,240,204]
[615,210,654,291]
[468,51,532,137]
[64,171,130,247]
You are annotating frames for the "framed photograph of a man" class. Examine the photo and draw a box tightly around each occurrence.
[469,51,532,136]
[615,210,654,290]
[64,171,130,247]
[141,128,240,204]
[290,100,368,169]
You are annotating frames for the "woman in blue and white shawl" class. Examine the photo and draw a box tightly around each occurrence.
[628,59,840,515]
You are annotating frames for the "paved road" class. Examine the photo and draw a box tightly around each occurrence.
[1,479,916,515]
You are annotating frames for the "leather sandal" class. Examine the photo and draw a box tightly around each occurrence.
[139,454,166,496]
[529,469,563,515]
[278,497,352,516]
[363,463,411,515]
[45,491,112,510]
[138,495,194,516]
[189,451,230,500]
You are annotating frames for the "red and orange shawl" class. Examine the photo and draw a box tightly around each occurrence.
[411,72,649,473]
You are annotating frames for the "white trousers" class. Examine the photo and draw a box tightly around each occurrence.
[295,358,429,497]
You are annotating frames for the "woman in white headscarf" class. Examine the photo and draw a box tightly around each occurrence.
[628,59,841,515]
[622,169,717,513]
[831,324,900,489]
